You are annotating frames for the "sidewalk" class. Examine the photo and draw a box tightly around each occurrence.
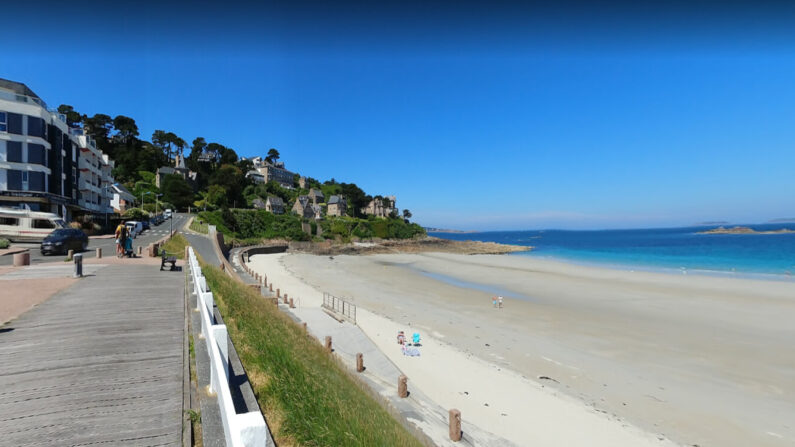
[0,262,186,446]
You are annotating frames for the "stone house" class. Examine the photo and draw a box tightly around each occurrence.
[265,196,284,214]
[362,195,397,217]
[292,195,323,219]
[308,188,324,205]
[327,195,347,217]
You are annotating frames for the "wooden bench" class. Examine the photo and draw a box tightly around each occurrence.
[160,250,178,271]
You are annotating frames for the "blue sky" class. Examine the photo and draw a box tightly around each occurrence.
[2,1,794,230]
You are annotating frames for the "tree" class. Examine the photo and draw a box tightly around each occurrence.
[112,115,139,144]
[83,113,113,151]
[340,183,369,217]
[57,104,83,127]
[161,174,194,210]
[210,164,245,206]
[402,209,412,221]
[265,148,280,164]
[205,185,228,209]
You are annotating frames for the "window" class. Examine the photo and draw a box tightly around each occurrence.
[0,111,6,132]
[7,141,22,162]
[0,217,19,226]
[33,219,56,229]
[22,171,28,191]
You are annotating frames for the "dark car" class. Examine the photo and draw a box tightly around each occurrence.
[141,220,151,230]
[40,228,89,255]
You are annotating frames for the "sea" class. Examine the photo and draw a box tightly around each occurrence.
[429,223,795,280]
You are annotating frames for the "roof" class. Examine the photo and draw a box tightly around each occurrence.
[111,183,135,197]
[266,196,284,206]
[252,198,266,209]
[309,188,324,198]
[328,195,345,205]
[0,78,41,100]
[158,167,178,175]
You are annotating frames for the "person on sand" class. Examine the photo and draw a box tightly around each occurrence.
[498,296,504,309]
[492,296,497,308]
[397,331,406,345]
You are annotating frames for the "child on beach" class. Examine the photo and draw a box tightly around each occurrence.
[492,296,497,308]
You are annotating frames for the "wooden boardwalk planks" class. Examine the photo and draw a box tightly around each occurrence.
[0,265,185,447]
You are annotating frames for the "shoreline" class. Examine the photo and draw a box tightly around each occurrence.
[254,250,795,447]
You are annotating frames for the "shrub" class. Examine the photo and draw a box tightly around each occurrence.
[0,238,9,249]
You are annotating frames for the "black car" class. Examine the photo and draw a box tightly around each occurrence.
[141,220,151,230]
[40,228,89,255]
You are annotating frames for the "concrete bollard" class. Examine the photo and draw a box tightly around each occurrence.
[398,375,408,398]
[325,336,332,353]
[137,246,142,256]
[289,297,295,308]
[284,293,288,304]
[67,249,74,261]
[356,353,364,372]
[449,409,462,441]
[269,283,273,292]
[13,251,30,267]
[277,288,280,298]
[73,253,83,278]
[96,247,102,259]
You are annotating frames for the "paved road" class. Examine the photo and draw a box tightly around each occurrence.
[0,214,189,266]
[0,263,186,447]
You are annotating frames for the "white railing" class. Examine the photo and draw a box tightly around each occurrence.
[188,247,270,447]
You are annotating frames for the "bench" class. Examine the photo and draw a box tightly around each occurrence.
[160,250,178,271]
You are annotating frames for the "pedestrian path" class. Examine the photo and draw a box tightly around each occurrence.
[0,264,186,447]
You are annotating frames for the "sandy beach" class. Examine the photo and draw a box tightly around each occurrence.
[249,251,795,447]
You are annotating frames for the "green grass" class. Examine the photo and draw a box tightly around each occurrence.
[161,233,189,259]
[189,217,209,234]
[200,264,422,447]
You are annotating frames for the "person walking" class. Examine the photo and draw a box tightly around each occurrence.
[498,295,504,309]
[115,221,128,257]
[492,296,497,308]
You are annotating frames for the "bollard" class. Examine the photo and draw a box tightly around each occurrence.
[67,249,74,261]
[96,247,102,259]
[398,375,408,398]
[284,293,288,304]
[220,263,225,271]
[449,409,462,441]
[356,353,364,372]
[269,283,273,292]
[13,251,30,267]
[289,297,295,308]
[137,246,142,256]
[277,288,280,298]
[325,336,332,353]
[73,253,83,278]
[302,322,307,333]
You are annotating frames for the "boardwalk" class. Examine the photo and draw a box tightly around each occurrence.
[0,264,185,447]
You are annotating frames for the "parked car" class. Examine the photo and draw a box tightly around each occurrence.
[125,221,143,238]
[40,228,88,255]
[0,207,68,242]
[141,220,150,231]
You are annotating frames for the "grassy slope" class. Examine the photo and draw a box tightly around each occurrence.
[200,264,423,447]
[160,233,189,259]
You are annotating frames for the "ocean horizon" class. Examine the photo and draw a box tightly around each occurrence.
[429,223,795,279]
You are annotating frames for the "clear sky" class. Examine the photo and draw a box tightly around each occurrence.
[2,1,794,230]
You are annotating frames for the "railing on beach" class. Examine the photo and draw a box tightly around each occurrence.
[322,292,357,325]
[188,247,270,446]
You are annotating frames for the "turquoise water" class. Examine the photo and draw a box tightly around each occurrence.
[430,224,795,278]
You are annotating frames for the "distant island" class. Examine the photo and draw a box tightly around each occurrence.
[768,218,795,223]
[424,227,476,234]
[698,226,795,235]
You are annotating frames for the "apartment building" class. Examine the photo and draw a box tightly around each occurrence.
[0,78,115,220]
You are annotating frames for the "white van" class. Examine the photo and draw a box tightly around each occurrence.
[0,207,68,242]
[125,221,143,239]
[164,209,173,219]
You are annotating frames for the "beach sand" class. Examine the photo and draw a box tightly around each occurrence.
[249,252,795,447]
